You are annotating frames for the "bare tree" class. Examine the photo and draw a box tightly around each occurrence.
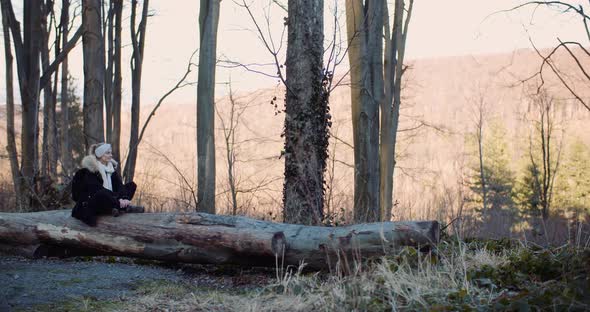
[196,0,221,214]
[0,0,43,209]
[216,82,245,216]
[104,0,114,147]
[527,90,564,221]
[468,84,490,214]
[507,1,590,112]
[1,0,82,209]
[380,0,413,221]
[1,1,22,209]
[236,0,348,223]
[281,0,329,225]
[40,0,58,179]
[112,0,122,163]
[345,0,382,223]
[345,0,413,222]
[82,0,105,147]
[122,0,149,183]
[59,0,73,176]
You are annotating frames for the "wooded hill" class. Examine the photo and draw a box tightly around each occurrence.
[48,47,586,220]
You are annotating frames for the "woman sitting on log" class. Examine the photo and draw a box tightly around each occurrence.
[71,143,144,226]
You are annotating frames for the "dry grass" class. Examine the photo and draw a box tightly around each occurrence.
[117,242,512,312]
[118,238,590,311]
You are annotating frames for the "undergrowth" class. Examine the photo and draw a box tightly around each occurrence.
[114,237,590,311]
[21,238,590,311]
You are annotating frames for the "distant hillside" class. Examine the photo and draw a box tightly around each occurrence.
[1,48,589,220]
[129,47,589,218]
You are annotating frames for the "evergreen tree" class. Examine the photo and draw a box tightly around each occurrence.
[514,163,542,217]
[466,119,518,234]
[553,139,590,214]
[467,120,516,210]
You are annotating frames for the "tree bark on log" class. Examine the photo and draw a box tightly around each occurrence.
[0,210,439,269]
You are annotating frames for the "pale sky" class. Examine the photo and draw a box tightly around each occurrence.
[1,0,589,106]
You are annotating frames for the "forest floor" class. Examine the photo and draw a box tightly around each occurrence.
[0,255,275,311]
[2,238,589,311]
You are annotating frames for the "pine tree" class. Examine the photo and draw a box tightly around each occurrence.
[466,119,518,235]
[467,120,516,212]
[553,139,590,214]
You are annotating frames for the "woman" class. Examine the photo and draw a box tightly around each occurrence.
[71,143,144,226]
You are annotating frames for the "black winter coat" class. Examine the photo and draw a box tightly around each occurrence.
[71,155,136,226]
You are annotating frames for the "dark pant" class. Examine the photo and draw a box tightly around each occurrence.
[72,183,137,226]
[72,190,119,226]
[90,189,120,214]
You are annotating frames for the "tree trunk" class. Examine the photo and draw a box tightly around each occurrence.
[19,0,43,209]
[346,0,382,223]
[196,0,220,214]
[123,0,149,183]
[112,0,122,164]
[2,0,79,209]
[380,0,412,221]
[104,0,114,146]
[476,99,487,214]
[1,3,23,210]
[40,1,58,179]
[82,0,105,147]
[223,85,239,215]
[380,0,394,221]
[60,0,73,177]
[283,0,327,225]
[0,210,440,269]
[345,0,364,222]
[364,0,384,223]
[389,0,412,221]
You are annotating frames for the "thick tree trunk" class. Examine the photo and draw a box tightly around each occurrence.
[21,0,43,209]
[196,0,220,214]
[82,0,105,147]
[346,0,364,222]
[283,0,327,225]
[2,0,77,209]
[0,210,439,269]
[362,0,384,223]
[345,0,363,195]
[346,0,382,223]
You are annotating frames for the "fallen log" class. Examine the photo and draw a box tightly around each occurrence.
[0,210,439,269]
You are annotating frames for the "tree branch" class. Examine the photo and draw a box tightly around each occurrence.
[136,50,198,148]
[39,25,82,89]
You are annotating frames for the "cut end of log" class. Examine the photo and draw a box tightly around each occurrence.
[271,231,286,256]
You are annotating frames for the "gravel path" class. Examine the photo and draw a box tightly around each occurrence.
[0,256,274,311]
[0,256,183,311]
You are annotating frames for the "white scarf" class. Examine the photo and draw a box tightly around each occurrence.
[98,161,115,191]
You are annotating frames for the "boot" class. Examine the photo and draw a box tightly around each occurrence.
[125,205,145,213]
[112,208,122,217]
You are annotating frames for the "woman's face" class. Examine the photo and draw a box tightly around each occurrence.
[98,150,113,164]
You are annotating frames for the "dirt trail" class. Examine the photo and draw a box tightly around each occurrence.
[0,256,274,311]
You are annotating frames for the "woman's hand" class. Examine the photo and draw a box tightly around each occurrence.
[119,199,132,208]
